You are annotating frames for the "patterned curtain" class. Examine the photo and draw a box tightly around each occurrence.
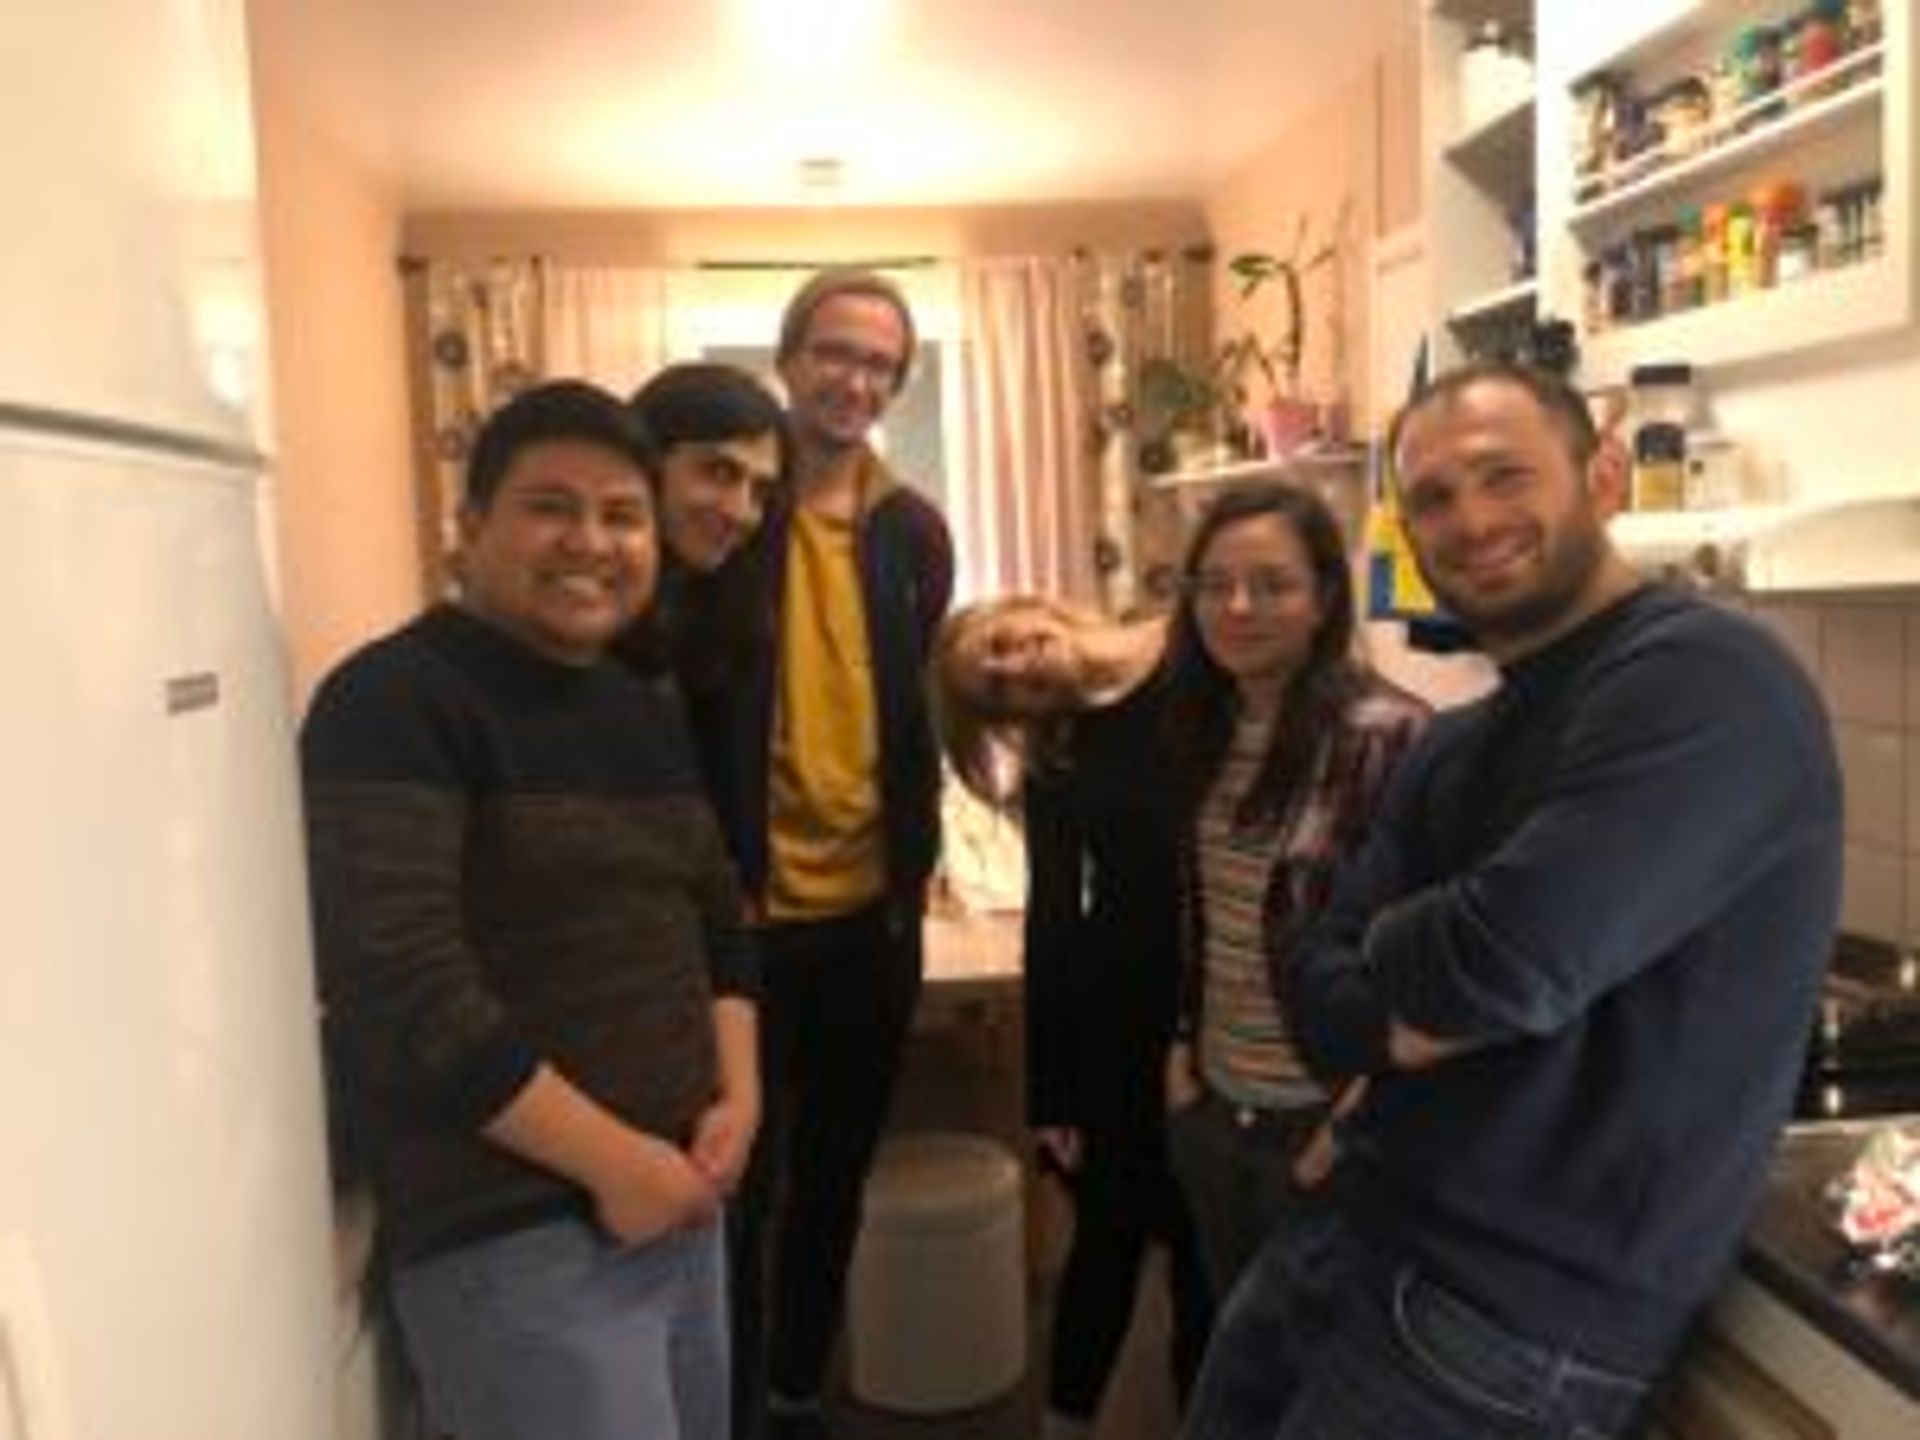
[420,259,542,593]
[418,260,676,594]
[1072,247,1214,615]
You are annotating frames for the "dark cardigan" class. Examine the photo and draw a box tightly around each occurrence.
[697,470,953,910]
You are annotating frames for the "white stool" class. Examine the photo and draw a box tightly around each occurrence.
[847,1132,1026,1414]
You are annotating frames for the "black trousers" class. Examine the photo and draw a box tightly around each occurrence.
[730,901,922,1439]
[1047,1117,1213,1420]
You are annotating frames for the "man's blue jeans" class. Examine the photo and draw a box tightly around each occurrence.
[394,1215,729,1440]
[1184,1219,1653,1440]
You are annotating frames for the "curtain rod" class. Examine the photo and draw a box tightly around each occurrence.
[394,254,945,275]
[694,256,943,272]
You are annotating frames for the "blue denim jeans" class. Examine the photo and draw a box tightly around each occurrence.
[1184,1220,1652,1440]
[394,1216,729,1440]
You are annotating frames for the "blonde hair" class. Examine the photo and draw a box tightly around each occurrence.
[930,595,1103,804]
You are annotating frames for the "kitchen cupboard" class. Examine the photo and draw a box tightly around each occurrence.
[1423,0,1539,365]
[1536,0,1917,387]
[1655,1273,1919,1439]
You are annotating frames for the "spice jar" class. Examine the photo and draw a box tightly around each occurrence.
[1684,432,1747,510]
[1582,260,1610,334]
[1675,206,1705,310]
[1859,177,1885,259]
[1629,363,1695,512]
[1748,181,1803,289]
[1777,222,1819,282]
[1847,0,1883,50]
[1795,6,1843,98]
[1726,201,1759,296]
[1701,203,1731,303]
[1651,77,1713,158]
[1816,187,1850,266]
[1571,74,1623,196]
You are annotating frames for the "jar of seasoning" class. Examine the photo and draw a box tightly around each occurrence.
[1816,187,1851,266]
[1847,0,1883,51]
[1748,181,1803,289]
[1709,54,1744,137]
[1684,432,1747,511]
[1779,17,1806,100]
[1777,222,1819,282]
[1631,228,1666,320]
[1651,77,1714,158]
[1675,205,1705,310]
[1629,363,1695,513]
[1604,242,1636,324]
[1726,201,1759,296]
[1858,177,1885,259]
[1582,260,1610,334]
[1646,224,1682,316]
[1571,74,1623,196]
[1795,6,1843,98]
[1730,24,1785,127]
[1701,203,1731,303]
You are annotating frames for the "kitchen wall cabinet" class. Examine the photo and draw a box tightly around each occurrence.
[1423,0,1539,366]
[1537,0,1918,387]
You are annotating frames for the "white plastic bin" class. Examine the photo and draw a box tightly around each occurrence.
[847,1132,1026,1414]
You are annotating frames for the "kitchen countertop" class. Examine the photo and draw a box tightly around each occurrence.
[1742,1122,1920,1401]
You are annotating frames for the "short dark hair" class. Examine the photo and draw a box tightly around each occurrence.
[1388,359,1600,476]
[629,362,792,466]
[775,267,917,390]
[465,379,655,508]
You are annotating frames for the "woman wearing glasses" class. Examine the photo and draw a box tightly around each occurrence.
[1156,483,1425,1306]
[934,485,1426,1425]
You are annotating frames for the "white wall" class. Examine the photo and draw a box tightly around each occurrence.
[1705,333,1920,502]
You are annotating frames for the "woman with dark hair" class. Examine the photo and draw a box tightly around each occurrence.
[1158,482,1427,1303]
[616,361,791,696]
[932,595,1211,1440]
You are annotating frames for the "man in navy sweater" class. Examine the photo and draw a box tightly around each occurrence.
[1184,361,1842,1440]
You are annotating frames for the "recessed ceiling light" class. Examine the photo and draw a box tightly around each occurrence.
[798,156,845,192]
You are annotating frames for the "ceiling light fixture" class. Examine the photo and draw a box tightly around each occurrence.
[797,155,846,193]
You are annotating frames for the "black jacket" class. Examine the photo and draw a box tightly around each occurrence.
[697,456,953,912]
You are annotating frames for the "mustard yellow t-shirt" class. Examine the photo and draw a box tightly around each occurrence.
[765,502,886,919]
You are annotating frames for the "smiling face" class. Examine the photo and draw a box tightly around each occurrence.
[1188,512,1327,692]
[1394,377,1624,659]
[778,292,910,452]
[655,431,781,571]
[457,438,657,665]
[947,602,1084,719]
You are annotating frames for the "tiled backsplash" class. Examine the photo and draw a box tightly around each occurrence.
[1748,596,1920,948]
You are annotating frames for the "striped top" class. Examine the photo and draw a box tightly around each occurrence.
[1194,682,1430,1110]
[1196,711,1321,1108]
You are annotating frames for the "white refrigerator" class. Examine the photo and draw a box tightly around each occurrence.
[0,2,339,1438]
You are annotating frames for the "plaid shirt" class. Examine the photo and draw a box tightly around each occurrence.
[1180,677,1429,1107]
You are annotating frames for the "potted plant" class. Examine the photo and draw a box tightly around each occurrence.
[1215,201,1353,457]
[1134,353,1229,474]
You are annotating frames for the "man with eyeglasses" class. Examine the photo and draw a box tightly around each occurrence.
[714,268,953,1440]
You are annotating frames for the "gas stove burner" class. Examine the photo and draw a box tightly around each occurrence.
[1794,937,1920,1124]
